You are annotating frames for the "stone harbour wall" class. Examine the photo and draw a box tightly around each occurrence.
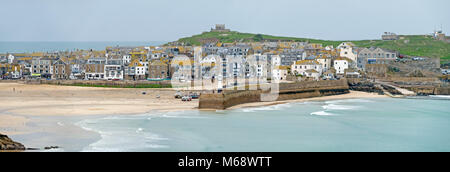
[199,80,350,110]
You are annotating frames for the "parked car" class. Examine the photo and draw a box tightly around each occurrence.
[412,57,425,61]
[190,92,199,99]
[174,91,183,99]
[181,96,192,101]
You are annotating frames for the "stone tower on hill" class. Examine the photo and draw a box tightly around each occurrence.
[211,24,230,32]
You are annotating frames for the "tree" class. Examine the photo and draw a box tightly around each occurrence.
[253,34,264,42]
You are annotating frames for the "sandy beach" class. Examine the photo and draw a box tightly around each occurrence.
[0,82,388,136]
[0,83,198,135]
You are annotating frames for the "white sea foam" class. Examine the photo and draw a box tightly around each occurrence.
[241,103,292,112]
[325,99,374,104]
[430,95,450,99]
[42,148,65,152]
[57,122,65,126]
[160,114,206,119]
[322,104,359,110]
[76,118,170,152]
[310,111,335,116]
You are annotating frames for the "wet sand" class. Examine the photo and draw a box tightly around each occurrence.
[0,83,198,136]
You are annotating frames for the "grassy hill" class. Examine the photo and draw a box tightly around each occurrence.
[174,31,450,63]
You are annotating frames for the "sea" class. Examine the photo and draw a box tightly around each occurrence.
[0,41,167,53]
[65,96,450,152]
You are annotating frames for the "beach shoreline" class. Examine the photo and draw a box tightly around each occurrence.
[0,83,388,151]
[0,83,198,136]
[0,83,389,135]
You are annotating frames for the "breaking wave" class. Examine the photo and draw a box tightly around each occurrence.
[430,95,450,99]
[241,103,292,112]
[310,111,336,116]
[322,104,359,110]
[75,117,170,152]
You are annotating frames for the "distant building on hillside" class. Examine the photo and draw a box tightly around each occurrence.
[211,24,230,32]
[433,30,446,41]
[382,32,399,40]
[357,47,398,70]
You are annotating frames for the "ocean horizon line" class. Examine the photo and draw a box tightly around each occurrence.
[0,41,168,54]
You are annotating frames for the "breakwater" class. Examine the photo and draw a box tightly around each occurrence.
[199,80,349,110]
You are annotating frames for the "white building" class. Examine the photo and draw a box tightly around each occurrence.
[271,55,281,66]
[122,55,131,65]
[305,69,320,81]
[140,61,149,75]
[325,45,334,51]
[8,54,15,64]
[291,60,323,76]
[315,57,332,73]
[104,59,123,80]
[272,66,289,82]
[334,57,351,75]
[70,64,83,80]
[337,42,358,63]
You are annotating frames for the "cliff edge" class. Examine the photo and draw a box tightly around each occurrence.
[0,133,25,151]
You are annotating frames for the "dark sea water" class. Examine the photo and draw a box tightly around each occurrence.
[0,41,167,53]
[72,97,450,152]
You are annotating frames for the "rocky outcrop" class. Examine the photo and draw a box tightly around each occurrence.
[348,81,384,95]
[0,133,26,151]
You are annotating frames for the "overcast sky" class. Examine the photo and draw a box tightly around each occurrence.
[0,0,448,42]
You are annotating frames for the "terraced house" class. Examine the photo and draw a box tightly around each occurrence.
[126,59,146,80]
[85,58,105,80]
[52,58,71,80]
[148,60,169,80]
[291,60,323,77]
[31,57,53,79]
[0,64,22,79]
[357,47,398,70]
[104,59,123,80]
